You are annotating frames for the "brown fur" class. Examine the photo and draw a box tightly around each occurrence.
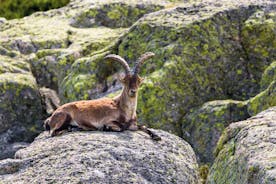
[44,53,161,141]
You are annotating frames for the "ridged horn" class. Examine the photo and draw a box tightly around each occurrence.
[104,54,131,76]
[133,52,155,75]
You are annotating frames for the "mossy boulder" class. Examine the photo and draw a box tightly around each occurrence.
[0,0,130,91]
[0,16,70,54]
[117,2,276,135]
[241,11,276,78]
[0,55,30,74]
[59,1,276,136]
[0,130,200,183]
[126,2,275,133]
[0,72,43,159]
[182,100,250,164]
[0,54,44,159]
[261,61,276,90]
[247,81,276,116]
[59,53,109,102]
[207,107,276,184]
[69,2,164,28]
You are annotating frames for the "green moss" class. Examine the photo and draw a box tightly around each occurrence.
[181,100,249,164]
[107,5,128,20]
[0,73,43,137]
[113,5,276,140]
[59,51,119,103]
[71,3,163,28]
[199,164,209,184]
[260,61,276,90]
[241,10,276,88]
[247,81,276,116]
[207,139,248,184]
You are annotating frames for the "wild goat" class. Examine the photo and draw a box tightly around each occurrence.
[44,52,161,141]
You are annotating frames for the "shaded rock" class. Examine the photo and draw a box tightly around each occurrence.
[0,130,199,184]
[0,46,18,57]
[59,52,124,102]
[0,159,23,175]
[182,100,250,164]
[0,142,29,160]
[0,72,43,129]
[207,107,276,184]
[241,10,276,83]
[0,56,44,159]
[39,87,60,115]
[0,73,43,134]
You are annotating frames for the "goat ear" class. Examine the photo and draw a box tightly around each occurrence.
[139,77,144,84]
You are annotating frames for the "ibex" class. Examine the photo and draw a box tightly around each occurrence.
[44,52,161,141]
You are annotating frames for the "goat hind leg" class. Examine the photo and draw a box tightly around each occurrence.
[138,125,161,141]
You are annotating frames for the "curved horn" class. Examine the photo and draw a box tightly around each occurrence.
[134,52,155,75]
[104,54,131,75]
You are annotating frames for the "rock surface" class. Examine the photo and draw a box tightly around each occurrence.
[0,0,175,159]
[0,0,275,172]
[207,107,276,183]
[133,1,276,135]
[0,130,199,184]
[0,55,43,159]
[248,81,276,116]
[182,100,250,164]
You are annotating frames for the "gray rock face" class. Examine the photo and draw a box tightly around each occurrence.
[182,100,250,164]
[207,107,276,184]
[0,130,199,184]
[0,56,44,159]
[39,87,60,115]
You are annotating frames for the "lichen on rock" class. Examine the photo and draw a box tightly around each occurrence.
[261,61,276,90]
[182,100,250,164]
[69,1,164,28]
[247,81,276,116]
[207,107,276,184]
[0,130,200,184]
[0,72,43,159]
[118,2,276,136]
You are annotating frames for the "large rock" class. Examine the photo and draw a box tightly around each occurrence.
[0,55,43,159]
[248,81,276,116]
[260,61,276,90]
[0,0,172,92]
[0,0,176,158]
[0,130,199,184]
[207,107,276,183]
[121,1,276,135]
[69,1,164,28]
[182,100,250,164]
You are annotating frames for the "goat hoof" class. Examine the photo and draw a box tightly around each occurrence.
[152,134,161,141]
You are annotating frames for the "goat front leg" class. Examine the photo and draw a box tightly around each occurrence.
[129,124,161,141]
[139,125,161,141]
[127,119,161,141]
